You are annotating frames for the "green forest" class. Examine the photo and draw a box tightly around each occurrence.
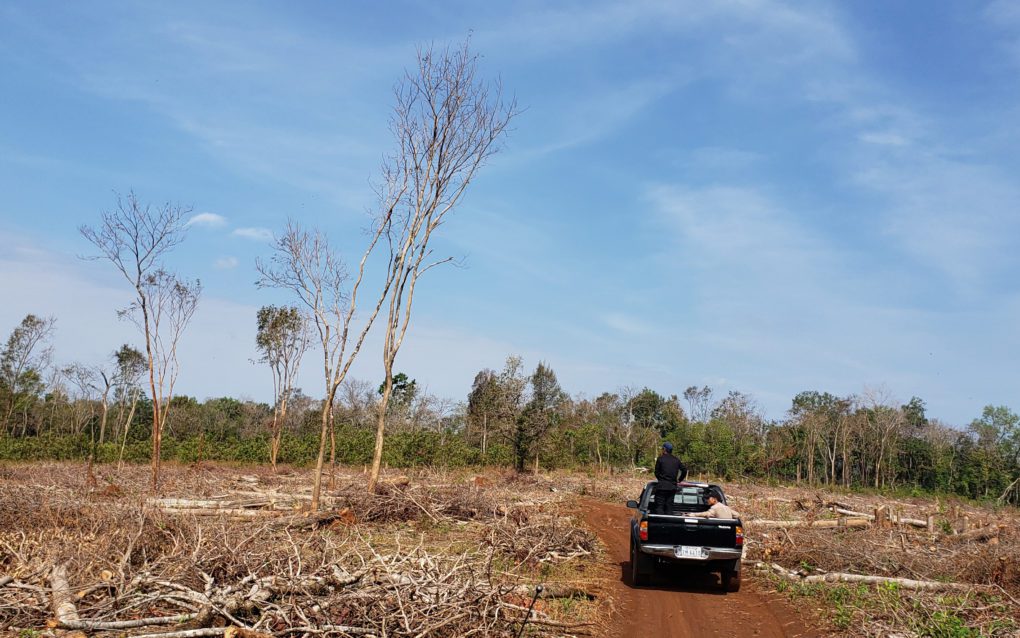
[2,314,1018,505]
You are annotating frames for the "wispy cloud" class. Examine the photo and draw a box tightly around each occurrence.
[186,212,227,228]
[214,256,239,269]
[508,76,685,159]
[232,227,273,242]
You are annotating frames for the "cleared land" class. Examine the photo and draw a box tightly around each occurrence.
[0,463,1017,637]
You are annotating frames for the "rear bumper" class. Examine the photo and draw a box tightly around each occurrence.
[639,545,743,562]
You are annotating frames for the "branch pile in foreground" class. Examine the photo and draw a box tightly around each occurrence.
[0,465,599,637]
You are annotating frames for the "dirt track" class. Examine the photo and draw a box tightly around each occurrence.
[581,500,824,638]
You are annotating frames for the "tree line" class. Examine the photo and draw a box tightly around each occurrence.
[2,326,1018,506]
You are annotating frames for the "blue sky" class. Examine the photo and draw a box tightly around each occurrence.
[1,0,1018,425]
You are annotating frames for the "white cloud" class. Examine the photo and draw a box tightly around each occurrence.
[232,227,273,241]
[214,256,239,269]
[186,212,227,227]
[508,76,686,159]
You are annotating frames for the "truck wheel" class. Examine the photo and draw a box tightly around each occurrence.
[630,539,650,586]
[721,559,741,592]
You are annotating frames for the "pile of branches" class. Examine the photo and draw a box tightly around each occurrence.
[330,481,506,525]
[3,539,593,636]
[485,514,598,567]
[0,467,598,637]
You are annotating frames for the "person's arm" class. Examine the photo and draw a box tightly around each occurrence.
[676,460,688,484]
[693,503,719,518]
[654,456,664,481]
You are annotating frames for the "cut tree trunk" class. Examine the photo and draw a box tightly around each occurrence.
[49,564,80,626]
[749,518,871,528]
[943,525,1005,544]
[833,507,928,528]
[756,562,976,592]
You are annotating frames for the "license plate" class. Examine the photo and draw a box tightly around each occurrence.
[674,546,704,559]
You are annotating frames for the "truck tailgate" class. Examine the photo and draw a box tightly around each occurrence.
[647,516,737,547]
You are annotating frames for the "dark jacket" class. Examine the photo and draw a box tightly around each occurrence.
[654,453,687,489]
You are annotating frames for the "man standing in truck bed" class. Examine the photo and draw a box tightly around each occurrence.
[652,442,687,514]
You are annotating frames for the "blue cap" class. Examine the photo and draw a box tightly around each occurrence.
[663,442,673,452]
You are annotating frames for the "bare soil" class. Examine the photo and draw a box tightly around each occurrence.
[580,499,823,638]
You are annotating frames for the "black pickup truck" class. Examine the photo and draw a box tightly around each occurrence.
[627,481,744,591]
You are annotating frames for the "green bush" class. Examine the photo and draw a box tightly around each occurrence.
[0,429,500,469]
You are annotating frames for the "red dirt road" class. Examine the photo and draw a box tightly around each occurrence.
[581,499,824,638]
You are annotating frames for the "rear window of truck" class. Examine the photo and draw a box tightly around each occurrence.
[648,486,709,508]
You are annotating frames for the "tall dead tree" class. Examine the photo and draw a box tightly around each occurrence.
[80,192,201,492]
[257,222,395,511]
[255,305,310,471]
[367,40,516,491]
[62,363,101,483]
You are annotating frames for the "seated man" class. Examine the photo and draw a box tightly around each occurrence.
[691,490,738,519]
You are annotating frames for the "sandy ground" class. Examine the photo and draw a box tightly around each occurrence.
[581,499,825,638]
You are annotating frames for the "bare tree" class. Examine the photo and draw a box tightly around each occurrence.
[861,385,906,489]
[257,222,393,511]
[80,192,201,491]
[62,363,97,437]
[368,40,516,491]
[255,305,310,471]
[683,385,714,423]
[339,378,378,429]
[62,363,102,483]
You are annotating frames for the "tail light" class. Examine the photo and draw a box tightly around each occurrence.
[639,520,648,541]
[735,525,744,547]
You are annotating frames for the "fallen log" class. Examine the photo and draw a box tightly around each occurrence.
[132,624,274,638]
[755,562,976,591]
[58,614,197,631]
[749,518,870,528]
[832,508,928,528]
[943,524,1005,544]
[148,498,234,508]
[134,630,226,638]
[279,627,376,636]
[156,508,286,518]
[49,564,80,624]
[802,572,973,591]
